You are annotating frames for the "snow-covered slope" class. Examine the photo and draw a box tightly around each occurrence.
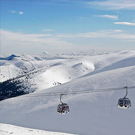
[0,123,76,135]
[0,50,135,135]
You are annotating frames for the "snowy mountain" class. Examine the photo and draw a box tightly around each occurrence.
[42,51,49,55]
[0,50,135,135]
[0,54,19,61]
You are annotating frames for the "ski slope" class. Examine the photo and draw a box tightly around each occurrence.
[0,123,76,135]
[0,50,135,135]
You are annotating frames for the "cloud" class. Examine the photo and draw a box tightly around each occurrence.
[18,12,23,15]
[1,29,53,43]
[86,0,135,10]
[42,29,54,32]
[2,29,135,42]
[9,10,23,15]
[9,10,16,13]
[1,29,135,54]
[114,22,135,26]
[57,30,135,39]
[96,15,118,20]
[0,29,74,53]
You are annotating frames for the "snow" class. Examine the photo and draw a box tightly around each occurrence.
[0,50,135,135]
[0,123,76,135]
[42,51,49,55]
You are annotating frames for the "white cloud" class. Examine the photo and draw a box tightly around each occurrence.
[2,29,135,42]
[112,33,135,39]
[18,12,23,15]
[1,29,135,54]
[42,29,54,32]
[1,29,54,43]
[57,30,135,39]
[96,15,118,20]
[114,22,135,26]
[0,29,75,54]
[9,10,24,15]
[86,0,135,10]
[9,10,16,13]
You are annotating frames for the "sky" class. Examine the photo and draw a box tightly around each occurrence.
[0,0,135,54]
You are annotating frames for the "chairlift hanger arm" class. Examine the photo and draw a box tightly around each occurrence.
[124,86,128,98]
[60,94,64,104]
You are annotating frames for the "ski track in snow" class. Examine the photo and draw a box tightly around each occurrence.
[0,50,135,135]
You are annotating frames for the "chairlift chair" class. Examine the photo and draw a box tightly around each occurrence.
[118,86,131,109]
[57,94,70,114]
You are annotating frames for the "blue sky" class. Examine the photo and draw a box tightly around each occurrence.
[1,0,135,54]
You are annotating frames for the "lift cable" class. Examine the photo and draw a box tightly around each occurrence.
[1,85,134,99]
[22,86,135,97]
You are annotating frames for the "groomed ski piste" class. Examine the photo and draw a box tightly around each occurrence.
[0,123,76,135]
[0,50,135,135]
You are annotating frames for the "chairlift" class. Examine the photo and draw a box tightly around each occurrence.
[118,86,131,109]
[57,94,70,114]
